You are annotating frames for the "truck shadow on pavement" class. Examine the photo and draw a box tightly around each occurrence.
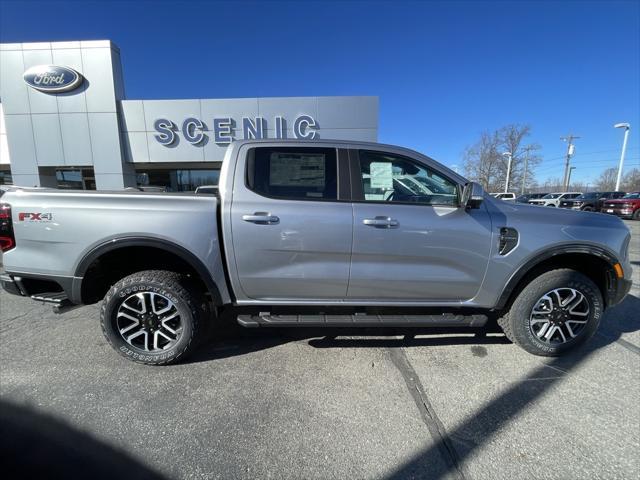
[189,313,510,363]
[190,295,640,480]
[0,400,166,480]
[382,294,640,480]
[191,294,640,361]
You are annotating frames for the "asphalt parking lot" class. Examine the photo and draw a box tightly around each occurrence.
[1,221,639,480]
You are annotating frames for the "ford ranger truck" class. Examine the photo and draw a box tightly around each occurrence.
[0,140,633,365]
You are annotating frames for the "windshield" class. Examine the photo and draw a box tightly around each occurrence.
[623,192,640,199]
[410,175,450,194]
[576,193,598,200]
[542,193,561,199]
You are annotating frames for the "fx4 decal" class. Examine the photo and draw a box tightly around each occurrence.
[18,212,53,222]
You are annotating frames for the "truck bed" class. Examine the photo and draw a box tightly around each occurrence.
[1,188,229,304]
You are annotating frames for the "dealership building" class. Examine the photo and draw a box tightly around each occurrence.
[0,40,378,190]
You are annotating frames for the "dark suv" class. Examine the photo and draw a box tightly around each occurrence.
[559,191,626,211]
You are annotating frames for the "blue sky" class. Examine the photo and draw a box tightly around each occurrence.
[1,0,639,185]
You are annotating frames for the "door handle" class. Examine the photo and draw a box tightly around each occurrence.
[363,216,399,228]
[242,213,280,224]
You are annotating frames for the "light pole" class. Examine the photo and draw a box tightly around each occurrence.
[614,123,630,191]
[502,152,513,193]
[567,166,576,189]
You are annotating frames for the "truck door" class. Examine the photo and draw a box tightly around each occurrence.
[229,145,352,301]
[347,149,493,302]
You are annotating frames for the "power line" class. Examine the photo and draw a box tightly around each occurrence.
[568,146,639,157]
[532,146,640,166]
[534,156,640,173]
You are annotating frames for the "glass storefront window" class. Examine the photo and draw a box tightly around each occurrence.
[136,169,220,192]
[56,169,96,190]
[0,171,12,185]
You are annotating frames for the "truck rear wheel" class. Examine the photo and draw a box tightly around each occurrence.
[498,269,602,356]
[100,270,205,365]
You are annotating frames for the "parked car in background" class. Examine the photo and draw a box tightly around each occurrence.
[195,185,218,194]
[491,192,517,201]
[601,192,640,220]
[529,192,582,207]
[559,191,626,211]
[124,186,171,192]
[139,186,170,192]
[516,193,548,203]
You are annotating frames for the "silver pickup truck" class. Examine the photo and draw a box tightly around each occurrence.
[0,140,632,364]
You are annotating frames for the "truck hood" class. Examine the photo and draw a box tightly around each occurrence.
[603,198,639,205]
[485,195,629,233]
[482,197,631,275]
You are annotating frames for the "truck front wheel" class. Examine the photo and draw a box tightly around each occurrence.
[498,269,603,356]
[100,270,205,365]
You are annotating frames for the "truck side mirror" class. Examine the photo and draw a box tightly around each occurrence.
[462,182,484,209]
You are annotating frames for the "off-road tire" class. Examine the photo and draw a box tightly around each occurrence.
[633,209,640,220]
[100,270,206,365]
[498,269,602,356]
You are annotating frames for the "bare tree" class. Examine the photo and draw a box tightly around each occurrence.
[622,168,640,191]
[538,177,564,193]
[463,124,541,192]
[595,168,618,191]
[463,131,502,191]
[570,181,592,192]
[498,125,538,192]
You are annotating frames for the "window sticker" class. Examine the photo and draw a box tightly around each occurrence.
[370,162,393,189]
[269,153,326,187]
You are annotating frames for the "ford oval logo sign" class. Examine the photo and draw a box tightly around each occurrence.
[23,65,83,93]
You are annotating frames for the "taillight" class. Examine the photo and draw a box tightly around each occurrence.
[0,203,15,252]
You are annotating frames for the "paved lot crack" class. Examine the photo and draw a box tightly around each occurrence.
[388,347,466,480]
[612,337,640,355]
[1,311,37,323]
[597,332,640,356]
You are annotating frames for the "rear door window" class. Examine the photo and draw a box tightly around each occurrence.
[246,147,338,201]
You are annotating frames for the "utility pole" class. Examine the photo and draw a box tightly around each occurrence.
[567,166,576,189]
[521,146,534,195]
[561,134,580,192]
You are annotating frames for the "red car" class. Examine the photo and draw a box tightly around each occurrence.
[601,192,640,220]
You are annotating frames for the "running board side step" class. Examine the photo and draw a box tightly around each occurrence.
[31,292,69,304]
[237,312,488,328]
[30,292,79,314]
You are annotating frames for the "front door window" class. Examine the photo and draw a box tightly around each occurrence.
[358,150,458,206]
